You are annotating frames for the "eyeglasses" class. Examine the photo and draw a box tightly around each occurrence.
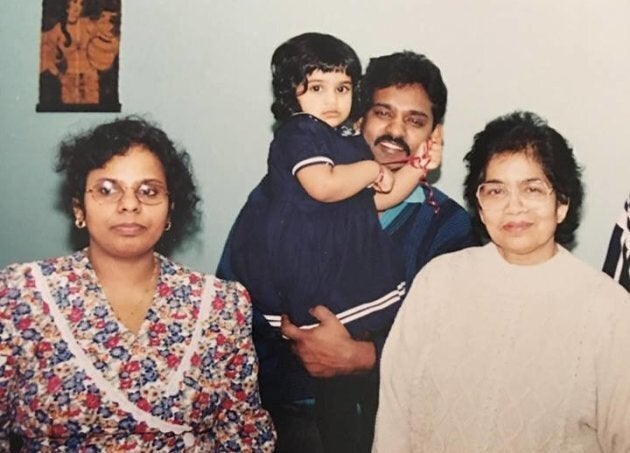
[86,179,169,205]
[476,179,554,211]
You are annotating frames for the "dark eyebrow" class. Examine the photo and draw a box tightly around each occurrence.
[93,177,166,186]
[483,177,546,184]
[407,110,430,119]
[370,103,429,119]
[523,177,545,183]
[93,177,117,184]
[139,178,167,186]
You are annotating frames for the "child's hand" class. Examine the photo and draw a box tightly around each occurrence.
[426,136,443,171]
[410,141,430,176]
[373,165,394,193]
[409,140,431,180]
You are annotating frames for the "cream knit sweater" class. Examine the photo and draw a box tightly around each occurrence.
[374,244,630,452]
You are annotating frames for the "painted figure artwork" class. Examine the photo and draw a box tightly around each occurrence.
[37,0,121,112]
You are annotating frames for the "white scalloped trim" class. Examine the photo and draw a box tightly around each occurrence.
[31,264,192,435]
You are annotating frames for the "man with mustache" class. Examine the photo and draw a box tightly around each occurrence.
[217,51,478,452]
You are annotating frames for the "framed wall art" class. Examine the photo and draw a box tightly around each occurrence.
[37,0,122,112]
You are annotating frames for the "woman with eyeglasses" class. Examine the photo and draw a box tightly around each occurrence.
[373,111,630,452]
[0,117,275,451]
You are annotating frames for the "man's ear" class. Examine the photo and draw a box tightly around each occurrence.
[354,117,363,132]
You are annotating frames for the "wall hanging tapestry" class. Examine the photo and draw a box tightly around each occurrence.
[37,0,121,112]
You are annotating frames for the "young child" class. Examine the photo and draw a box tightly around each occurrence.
[231,32,430,338]
[229,32,432,450]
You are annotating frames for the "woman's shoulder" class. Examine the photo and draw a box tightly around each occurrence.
[203,275,253,334]
[1,253,81,282]
[158,255,238,286]
[0,261,32,296]
[423,244,487,270]
[0,254,83,317]
[159,255,251,315]
[555,247,629,301]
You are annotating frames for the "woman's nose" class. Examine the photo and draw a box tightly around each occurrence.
[117,188,141,212]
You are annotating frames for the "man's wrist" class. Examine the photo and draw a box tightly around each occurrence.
[347,339,377,373]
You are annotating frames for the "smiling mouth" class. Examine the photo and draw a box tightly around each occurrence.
[502,222,532,232]
[376,142,409,157]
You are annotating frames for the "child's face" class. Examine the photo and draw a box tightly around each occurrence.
[295,69,352,128]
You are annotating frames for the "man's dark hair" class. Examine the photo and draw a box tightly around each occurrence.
[360,51,447,128]
[463,111,584,247]
[270,32,362,122]
[56,115,201,254]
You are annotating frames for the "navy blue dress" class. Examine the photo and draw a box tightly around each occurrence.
[230,114,405,338]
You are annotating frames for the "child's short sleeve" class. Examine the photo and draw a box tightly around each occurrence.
[270,115,337,175]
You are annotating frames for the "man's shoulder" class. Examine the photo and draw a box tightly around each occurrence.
[430,186,467,210]
[396,185,471,226]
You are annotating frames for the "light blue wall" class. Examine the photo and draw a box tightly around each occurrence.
[1,0,629,273]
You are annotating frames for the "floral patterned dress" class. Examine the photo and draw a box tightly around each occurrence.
[0,250,275,452]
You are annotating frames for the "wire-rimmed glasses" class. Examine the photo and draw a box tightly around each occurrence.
[476,179,553,211]
[86,179,169,205]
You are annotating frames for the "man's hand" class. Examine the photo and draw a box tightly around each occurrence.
[426,125,444,171]
[280,305,377,377]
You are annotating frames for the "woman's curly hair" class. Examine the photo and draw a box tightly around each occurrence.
[463,111,584,248]
[56,115,201,254]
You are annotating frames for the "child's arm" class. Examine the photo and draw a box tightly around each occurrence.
[296,159,385,203]
[374,141,430,211]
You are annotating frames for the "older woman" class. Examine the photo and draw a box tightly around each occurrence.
[373,111,630,452]
[0,117,275,451]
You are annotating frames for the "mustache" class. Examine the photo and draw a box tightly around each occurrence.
[374,135,411,155]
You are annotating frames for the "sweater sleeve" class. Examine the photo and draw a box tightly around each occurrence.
[372,267,435,452]
[211,280,276,451]
[595,290,630,452]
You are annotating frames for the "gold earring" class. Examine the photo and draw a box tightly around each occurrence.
[75,218,86,229]
[165,220,172,231]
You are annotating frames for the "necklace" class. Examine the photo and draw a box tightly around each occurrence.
[129,256,159,309]
[90,252,160,333]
